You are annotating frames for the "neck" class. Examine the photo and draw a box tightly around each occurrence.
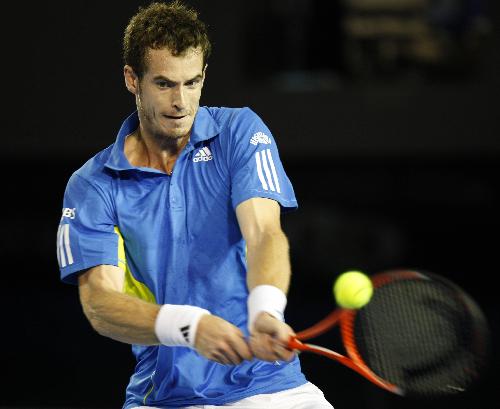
[125,127,189,175]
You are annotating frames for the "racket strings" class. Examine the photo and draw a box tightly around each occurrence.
[353,278,488,397]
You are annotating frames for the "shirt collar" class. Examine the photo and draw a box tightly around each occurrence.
[104,107,220,172]
[188,106,221,147]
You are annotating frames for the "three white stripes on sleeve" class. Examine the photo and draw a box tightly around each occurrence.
[255,149,281,193]
[57,224,74,268]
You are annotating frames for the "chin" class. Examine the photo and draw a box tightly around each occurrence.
[163,128,187,140]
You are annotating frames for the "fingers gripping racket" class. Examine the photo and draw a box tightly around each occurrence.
[288,270,490,398]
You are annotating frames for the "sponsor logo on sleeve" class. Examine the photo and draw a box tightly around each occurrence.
[250,132,271,146]
[61,208,76,219]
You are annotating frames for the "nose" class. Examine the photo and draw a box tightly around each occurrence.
[172,86,186,111]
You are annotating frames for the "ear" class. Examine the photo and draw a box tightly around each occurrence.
[124,65,139,95]
[201,64,208,86]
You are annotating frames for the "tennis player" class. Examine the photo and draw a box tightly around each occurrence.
[57,2,333,408]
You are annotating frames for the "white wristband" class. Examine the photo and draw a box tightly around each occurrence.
[155,304,211,348]
[247,285,287,332]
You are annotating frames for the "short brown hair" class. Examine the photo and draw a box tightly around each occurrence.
[123,1,211,78]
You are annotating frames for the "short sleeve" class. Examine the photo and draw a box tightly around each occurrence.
[57,173,119,285]
[229,108,298,211]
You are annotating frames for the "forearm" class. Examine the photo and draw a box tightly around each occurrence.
[80,280,160,345]
[246,229,291,294]
[245,230,296,361]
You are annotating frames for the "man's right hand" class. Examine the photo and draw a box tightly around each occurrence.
[195,315,253,365]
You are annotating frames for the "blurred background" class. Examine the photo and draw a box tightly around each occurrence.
[5,0,499,408]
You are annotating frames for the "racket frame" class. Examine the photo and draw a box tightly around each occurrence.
[288,270,429,396]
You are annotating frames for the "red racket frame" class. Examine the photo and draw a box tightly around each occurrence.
[287,270,426,395]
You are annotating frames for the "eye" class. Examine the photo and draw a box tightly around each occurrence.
[156,80,174,89]
[186,79,201,88]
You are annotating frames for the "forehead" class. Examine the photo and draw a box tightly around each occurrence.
[144,47,204,78]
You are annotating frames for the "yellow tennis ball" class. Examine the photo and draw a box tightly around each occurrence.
[333,271,373,309]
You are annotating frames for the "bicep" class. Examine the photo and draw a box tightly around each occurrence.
[236,197,282,244]
[78,264,125,306]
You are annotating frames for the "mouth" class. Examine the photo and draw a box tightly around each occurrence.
[164,114,187,120]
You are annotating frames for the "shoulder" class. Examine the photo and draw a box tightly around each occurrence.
[69,145,116,192]
[204,106,271,148]
[204,106,264,131]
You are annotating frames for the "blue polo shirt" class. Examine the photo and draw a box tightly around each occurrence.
[57,107,307,408]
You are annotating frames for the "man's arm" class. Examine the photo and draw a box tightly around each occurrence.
[78,265,160,345]
[236,197,296,362]
[238,198,291,293]
[78,265,252,364]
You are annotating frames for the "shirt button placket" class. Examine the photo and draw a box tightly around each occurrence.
[169,158,186,247]
[170,180,181,209]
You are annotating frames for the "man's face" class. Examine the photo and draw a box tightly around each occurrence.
[135,47,205,143]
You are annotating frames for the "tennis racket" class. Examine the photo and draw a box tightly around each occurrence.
[288,269,490,398]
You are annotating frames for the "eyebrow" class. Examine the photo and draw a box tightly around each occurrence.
[152,74,203,84]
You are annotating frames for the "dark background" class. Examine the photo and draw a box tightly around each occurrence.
[5,0,499,408]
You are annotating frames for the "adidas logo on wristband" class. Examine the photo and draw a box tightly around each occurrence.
[155,304,210,348]
[180,325,190,343]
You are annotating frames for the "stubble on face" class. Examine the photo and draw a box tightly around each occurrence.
[136,47,205,152]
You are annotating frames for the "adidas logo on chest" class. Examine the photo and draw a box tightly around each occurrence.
[193,147,213,162]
